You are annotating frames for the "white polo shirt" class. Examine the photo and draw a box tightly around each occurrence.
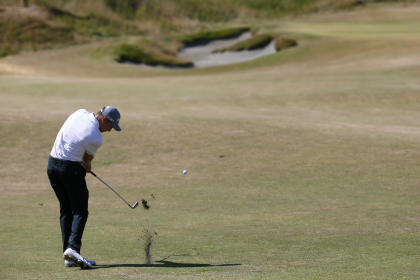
[50,109,102,162]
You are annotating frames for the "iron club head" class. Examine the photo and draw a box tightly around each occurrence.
[131,201,139,209]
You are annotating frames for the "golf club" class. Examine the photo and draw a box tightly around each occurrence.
[89,171,138,209]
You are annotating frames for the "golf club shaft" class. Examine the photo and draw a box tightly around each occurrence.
[89,171,133,208]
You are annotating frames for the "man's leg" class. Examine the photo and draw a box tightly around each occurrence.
[68,211,88,252]
[47,157,73,253]
[63,165,89,253]
[60,206,73,252]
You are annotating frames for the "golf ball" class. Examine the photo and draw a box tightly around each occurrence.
[182,169,188,175]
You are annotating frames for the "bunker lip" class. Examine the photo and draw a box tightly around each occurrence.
[177,32,276,68]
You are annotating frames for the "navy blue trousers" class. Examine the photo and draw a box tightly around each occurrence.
[47,156,89,253]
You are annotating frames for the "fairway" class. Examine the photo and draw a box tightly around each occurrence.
[1,3,420,280]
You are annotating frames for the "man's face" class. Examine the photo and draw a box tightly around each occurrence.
[100,118,113,132]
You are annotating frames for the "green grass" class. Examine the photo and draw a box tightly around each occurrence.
[1,3,420,280]
[0,48,12,58]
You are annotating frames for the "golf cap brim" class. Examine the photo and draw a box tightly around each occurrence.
[101,106,121,132]
[111,121,121,131]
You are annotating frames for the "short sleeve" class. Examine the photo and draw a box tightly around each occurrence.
[84,139,102,156]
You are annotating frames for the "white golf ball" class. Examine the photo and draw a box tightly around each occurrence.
[182,169,188,175]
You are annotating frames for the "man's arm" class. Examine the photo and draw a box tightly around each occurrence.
[83,152,94,172]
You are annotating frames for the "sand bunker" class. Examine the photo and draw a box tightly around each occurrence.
[178,32,276,68]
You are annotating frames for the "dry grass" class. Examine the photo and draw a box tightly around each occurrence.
[1,3,420,280]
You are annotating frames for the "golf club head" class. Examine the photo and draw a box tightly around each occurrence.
[131,201,139,209]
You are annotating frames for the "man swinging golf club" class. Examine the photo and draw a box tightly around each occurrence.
[47,106,121,268]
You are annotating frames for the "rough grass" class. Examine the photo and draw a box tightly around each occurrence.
[1,4,420,280]
[0,5,142,57]
[274,36,298,51]
[1,0,418,58]
[114,43,193,68]
[0,7,75,54]
[177,27,251,47]
[26,0,409,20]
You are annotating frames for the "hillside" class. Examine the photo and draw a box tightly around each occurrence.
[0,0,414,59]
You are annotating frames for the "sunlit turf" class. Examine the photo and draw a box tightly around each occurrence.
[1,4,420,280]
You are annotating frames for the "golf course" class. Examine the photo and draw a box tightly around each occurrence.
[1,0,419,279]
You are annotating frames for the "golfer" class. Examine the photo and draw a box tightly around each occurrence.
[47,106,121,268]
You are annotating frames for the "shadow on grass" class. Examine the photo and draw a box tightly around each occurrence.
[91,260,241,269]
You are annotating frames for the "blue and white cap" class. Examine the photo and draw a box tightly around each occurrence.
[101,106,121,131]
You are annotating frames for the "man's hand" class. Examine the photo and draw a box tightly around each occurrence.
[83,152,94,172]
[84,161,92,172]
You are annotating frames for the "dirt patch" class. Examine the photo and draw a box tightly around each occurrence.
[0,61,34,75]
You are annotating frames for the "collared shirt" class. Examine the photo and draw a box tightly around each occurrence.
[50,109,102,162]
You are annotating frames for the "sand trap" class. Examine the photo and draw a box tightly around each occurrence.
[178,32,276,68]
